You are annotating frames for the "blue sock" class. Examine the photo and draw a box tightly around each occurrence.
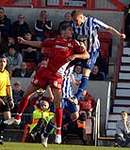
[75,76,89,99]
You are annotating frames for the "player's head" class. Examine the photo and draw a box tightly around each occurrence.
[60,25,73,39]
[0,55,7,71]
[38,100,49,111]
[71,10,84,26]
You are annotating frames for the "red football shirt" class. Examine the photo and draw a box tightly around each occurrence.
[41,37,84,73]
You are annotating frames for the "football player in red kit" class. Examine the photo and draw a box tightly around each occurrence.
[5,26,89,144]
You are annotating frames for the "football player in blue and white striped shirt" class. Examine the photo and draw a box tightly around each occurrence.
[69,10,126,104]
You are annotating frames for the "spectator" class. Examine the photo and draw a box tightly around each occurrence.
[11,14,30,38]
[8,37,16,47]
[34,10,52,41]
[1,36,17,54]
[20,32,40,63]
[79,90,96,117]
[12,81,24,112]
[71,64,83,93]
[4,44,23,74]
[0,7,11,48]
[115,111,130,147]
[89,65,105,81]
[58,12,72,32]
[12,62,33,78]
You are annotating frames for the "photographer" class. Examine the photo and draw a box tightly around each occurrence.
[115,111,130,147]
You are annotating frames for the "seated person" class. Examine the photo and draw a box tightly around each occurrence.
[58,12,72,32]
[79,90,96,117]
[12,62,33,78]
[89,64,105,81]
[20,32,41,64]
[115,111,130,147]
[34,10,52,41]
[71,63,83,94]
[0,7,11,45]
[11,14,30,38]
[12,81,24,112]
[4,44,23,75]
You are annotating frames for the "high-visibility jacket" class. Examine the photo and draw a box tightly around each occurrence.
[29,108,54,132]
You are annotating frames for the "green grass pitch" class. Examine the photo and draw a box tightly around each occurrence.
[0,142,130,150]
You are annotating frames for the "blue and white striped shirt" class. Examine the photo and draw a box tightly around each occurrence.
[71,16,109,53]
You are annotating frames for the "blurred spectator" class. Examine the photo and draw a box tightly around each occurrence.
[114,111,130,147]
[96,51,109,78]
[89,65,105,81]
[34,10,52,41]
[79,90,96,117]
[20,32,41,63]
[58,12,72,32]
[1,36,17,54]
[12,62,33,78]
[4,44,23,74]
[8,37,16,47]
[11,14,30,38]
[12,81,24,112]
[124,4,130,41]
[0,7,11,48]
[71,64,83,94]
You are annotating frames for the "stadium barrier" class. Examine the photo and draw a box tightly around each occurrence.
[105,82,112,130]
[94,98,101,146]
[94,97,115,146]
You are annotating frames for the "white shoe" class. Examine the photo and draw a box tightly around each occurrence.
[4,118,21,125]
[30,133,35,141]
[41,134,48,148]
[55,134,62,144]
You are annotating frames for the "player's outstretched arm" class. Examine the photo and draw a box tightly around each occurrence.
[107,26,126,39]
[17,37,42,48]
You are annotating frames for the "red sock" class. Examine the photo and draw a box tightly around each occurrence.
[16,96,30,119]
[55,108,63,135]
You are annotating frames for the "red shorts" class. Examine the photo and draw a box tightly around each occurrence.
[32,67,63,90]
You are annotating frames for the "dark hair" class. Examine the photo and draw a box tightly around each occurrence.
[0,7,5,12]
[0,54,7,59]
[59,24,72,34]
[8,44,17,50]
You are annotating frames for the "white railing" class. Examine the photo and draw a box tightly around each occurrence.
[94,98,101,146]
[105,81,112,130]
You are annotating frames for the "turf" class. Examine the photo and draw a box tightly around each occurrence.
[0,143,130,150]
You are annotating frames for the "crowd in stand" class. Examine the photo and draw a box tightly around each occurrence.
[0,7,108,80]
